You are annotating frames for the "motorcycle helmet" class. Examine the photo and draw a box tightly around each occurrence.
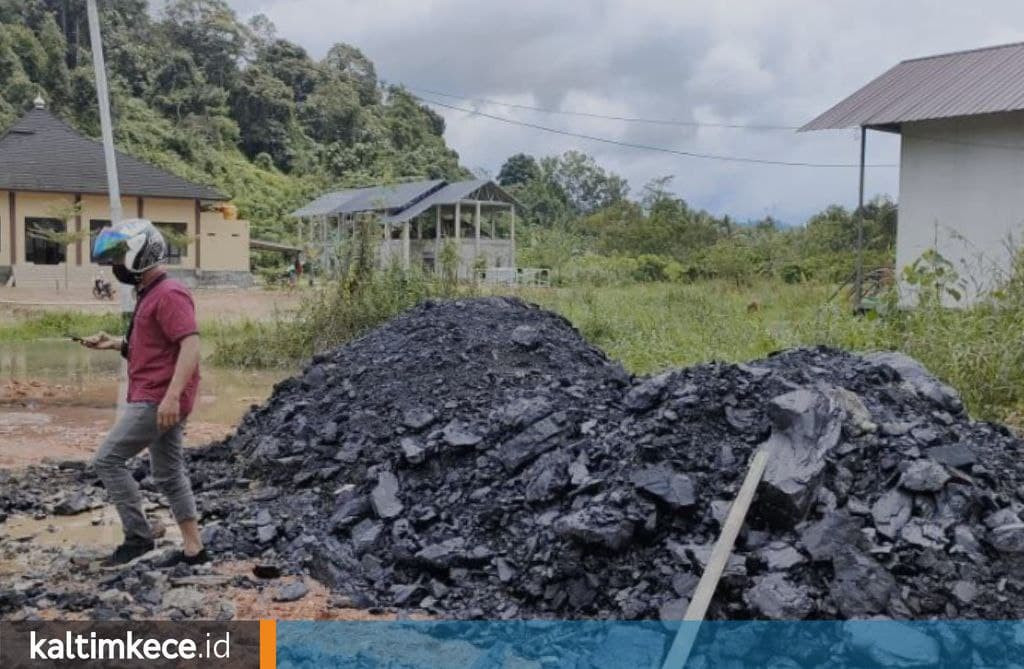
[92,218,168,273]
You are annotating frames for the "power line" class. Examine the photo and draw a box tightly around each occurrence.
[416,95,899,169]
[406,85,801,131]
[404,85,1024,154]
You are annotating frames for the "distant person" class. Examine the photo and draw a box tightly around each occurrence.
[80,219,207,568]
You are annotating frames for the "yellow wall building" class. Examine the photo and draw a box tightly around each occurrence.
[0,100,251,288]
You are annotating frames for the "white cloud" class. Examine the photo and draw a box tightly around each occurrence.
[231,0,1024,222]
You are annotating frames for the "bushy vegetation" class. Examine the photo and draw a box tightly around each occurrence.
[0,0,467,246]
[209,219,476,368]
[505,157,897,287]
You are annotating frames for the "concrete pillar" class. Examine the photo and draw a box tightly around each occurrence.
[194,199,202,269]
[474,201,481,258]
[402,221,411,269]
[454,202,461,279]
[434,206,442,273]
[510,205,516,270]
[74,193,83,265]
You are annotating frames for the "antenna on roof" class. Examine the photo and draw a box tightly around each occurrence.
[33,95,45,109]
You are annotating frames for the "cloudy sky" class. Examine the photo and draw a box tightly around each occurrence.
[230,0,1024,223]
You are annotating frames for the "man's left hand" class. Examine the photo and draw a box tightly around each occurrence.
[157,394,181,431]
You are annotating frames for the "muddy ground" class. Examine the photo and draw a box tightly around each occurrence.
[0,363,367,620]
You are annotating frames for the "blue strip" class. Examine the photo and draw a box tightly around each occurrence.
[277,620,1024,668]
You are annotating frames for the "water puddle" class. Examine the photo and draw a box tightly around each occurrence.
[2,506,180,551]
[0,340,290,466]
[1,339,286,425]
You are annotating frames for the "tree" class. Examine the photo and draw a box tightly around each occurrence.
[548,151,629,215]
[256,38,319,102]
[498,153,540,187]
[323,43,378,106]
[230,65,297,169]
[33,201,88,290]
[37,13,70,109]
[162,0,248,90]
[148,51,226,121]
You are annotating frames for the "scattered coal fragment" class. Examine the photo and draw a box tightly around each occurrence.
[371,472,403,519]
[52,492,93,516]
[900,459,950,492]
[273,581,309,603]
[11,298,1023,621]
[988,523,1024,553]
[252,565,281,579]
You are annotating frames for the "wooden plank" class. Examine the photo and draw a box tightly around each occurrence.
[660,446,771,669]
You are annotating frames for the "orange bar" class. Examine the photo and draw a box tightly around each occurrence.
[260,619,277,669]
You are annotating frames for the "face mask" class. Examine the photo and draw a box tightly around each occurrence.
[112,264,142,286]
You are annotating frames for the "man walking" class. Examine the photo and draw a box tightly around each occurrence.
[83,219,207,567]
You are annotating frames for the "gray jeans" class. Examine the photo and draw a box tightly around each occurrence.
[93,403,198,542]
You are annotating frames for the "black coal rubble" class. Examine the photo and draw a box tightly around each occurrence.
[4,297,1024,625]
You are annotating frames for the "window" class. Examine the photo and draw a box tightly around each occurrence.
[89,219,111,263]
[154,222,188,265]
[24,218,66,265]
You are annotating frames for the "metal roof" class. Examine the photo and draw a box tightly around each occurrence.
[382,179,498,224]
[0,107,227,199]
[291,179,517,223]
[290,190,356,217]
[289,180,444,218]
[801,41,1024,131]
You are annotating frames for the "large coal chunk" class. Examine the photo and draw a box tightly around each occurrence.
[899,459,950,492]
[871,488,913,540]
[623,372,672,413]
[745,573,814,618]
[865,351,963,413]
[630,464,697,510]
[830,549,897,617]
[758,389,843,527]
[494,411,572,472]
[554,506,636,551]
[370,472,403,519]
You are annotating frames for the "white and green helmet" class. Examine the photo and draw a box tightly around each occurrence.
[91,219,168,272]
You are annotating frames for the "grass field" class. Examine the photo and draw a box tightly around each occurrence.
[3,279,1020,429]
[522,281,1023,428]
[521,281,847,373]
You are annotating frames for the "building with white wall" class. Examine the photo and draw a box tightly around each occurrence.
[803,42,1024,304]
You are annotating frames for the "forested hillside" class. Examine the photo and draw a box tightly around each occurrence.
[0,0,467,238]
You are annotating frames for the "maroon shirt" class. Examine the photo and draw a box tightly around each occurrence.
[126,274,201,416]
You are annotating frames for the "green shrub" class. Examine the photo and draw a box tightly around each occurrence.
[562,254,638,287]
[632,254,685,283]
[780,263,808,284]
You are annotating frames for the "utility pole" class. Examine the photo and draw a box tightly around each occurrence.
[87,0,131,416]
[86,0,134,317]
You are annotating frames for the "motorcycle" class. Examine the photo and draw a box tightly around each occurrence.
[92,277,115,300]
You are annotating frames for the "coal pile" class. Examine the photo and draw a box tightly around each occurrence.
[183,296,1024,620]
